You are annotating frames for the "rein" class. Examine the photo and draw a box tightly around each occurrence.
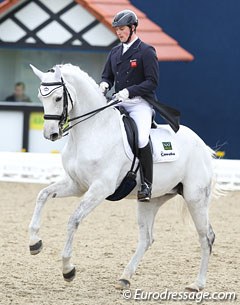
[63,99,119,134]
[41,78,119,135]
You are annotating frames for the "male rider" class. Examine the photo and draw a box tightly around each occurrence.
[99,10,159,202]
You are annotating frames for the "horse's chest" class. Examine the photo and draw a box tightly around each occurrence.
[63,154,101,185]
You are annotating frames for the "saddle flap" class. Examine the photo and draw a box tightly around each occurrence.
[122,114,139,157]
[106,171,137,201]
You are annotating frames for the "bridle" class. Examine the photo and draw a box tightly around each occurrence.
[40,77,119,135]
[41,77,73,130]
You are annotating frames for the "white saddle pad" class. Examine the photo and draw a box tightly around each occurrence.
[119,114,179,163]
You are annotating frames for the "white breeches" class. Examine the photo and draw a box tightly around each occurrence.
[119,97,152,148]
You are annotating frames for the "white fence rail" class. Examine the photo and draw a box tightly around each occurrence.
[0,152,239,190]
[213,159,240,191]
[0,152,64,184]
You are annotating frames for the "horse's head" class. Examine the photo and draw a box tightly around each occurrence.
[30,64,76,141]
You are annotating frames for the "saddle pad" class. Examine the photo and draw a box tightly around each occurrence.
[118,112,179,163]
[151,128,179,162]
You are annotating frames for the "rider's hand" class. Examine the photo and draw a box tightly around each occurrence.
[114,89,129,102]
[99,82,109,94]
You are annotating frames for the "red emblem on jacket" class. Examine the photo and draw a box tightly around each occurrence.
[130,59,137,68]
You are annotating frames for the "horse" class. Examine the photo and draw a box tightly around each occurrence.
[29,63,216,292]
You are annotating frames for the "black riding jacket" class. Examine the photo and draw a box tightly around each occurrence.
[101,38,159,102]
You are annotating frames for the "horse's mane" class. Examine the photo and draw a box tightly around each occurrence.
[57,63,101,92]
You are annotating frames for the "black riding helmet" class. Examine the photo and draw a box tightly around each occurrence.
[112,10,138,43]
[112,9,138,28]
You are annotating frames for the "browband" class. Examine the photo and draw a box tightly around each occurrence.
[39,81,63,97]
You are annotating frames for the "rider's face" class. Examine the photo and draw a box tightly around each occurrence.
[115,26,131,43]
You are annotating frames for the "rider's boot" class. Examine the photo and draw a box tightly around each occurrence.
[137,142,153,202]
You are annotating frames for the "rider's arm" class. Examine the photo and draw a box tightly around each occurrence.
[101,51,115,90]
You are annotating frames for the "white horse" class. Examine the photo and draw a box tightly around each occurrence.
[29,63,216,292]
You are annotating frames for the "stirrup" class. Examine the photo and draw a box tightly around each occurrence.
[137,183,152,202]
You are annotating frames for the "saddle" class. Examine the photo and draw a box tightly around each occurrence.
[119,106,139,156]
[106,107,155,201]
[115,107,156,154]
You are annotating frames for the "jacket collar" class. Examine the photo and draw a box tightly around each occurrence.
[116,38,142,64]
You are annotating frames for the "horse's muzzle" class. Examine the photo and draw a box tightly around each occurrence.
[50,132,60,141]
[44,127,62,141]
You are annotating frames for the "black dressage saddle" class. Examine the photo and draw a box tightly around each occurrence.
[106,107,155,201]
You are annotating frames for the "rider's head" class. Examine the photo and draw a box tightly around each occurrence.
[112,10,138,44]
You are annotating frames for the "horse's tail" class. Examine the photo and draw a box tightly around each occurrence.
[210,148,229,198]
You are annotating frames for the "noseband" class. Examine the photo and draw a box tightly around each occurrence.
[41,77,73,128]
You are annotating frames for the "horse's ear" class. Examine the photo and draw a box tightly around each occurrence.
[54,65,62,81]
[30,64,44,81]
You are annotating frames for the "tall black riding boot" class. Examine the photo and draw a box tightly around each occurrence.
[137,142,153,202]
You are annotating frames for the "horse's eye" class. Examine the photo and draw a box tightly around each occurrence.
[56,96,62,102]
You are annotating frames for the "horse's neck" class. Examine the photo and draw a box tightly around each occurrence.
[62,69,122,154]
[71,71,106,114]
[77,94,105,115]
[67,75,116,140]
[67,105,120,157]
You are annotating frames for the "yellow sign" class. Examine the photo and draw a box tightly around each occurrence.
[216,151,225,158]
[29,112,44,130]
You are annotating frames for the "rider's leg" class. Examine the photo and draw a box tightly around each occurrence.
[138,142,153,201]
[124,98,153,201]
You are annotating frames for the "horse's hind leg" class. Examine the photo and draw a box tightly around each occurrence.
[116,195,175,289]
[184,183,215,292]
[29,176,80,255]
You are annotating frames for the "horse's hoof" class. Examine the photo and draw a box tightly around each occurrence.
[185,283,203,292]
[29,240,43,255]
[63,267,76,282]
[115,279,130,290]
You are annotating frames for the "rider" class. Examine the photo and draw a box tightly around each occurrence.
[99,9,159,202]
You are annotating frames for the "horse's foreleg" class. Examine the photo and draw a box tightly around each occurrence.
[61,181,107,282]
[29,176,80,255]
[116,195,174,289]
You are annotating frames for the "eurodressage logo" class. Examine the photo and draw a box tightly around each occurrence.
[162,142,172,150]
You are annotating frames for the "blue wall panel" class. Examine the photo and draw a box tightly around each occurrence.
[131,0,240,158]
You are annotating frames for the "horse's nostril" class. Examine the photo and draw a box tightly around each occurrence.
[50,133,59,141]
